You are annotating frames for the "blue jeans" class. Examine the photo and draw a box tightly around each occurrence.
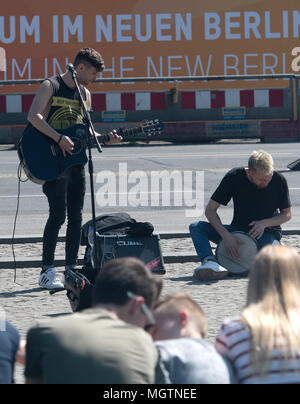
[189,221,277,262]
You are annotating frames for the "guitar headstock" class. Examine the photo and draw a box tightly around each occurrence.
[118,119,164,142]
[141,119,164,135]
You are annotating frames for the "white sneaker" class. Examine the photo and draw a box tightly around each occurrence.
[193,260,228,281]
[39,267,64,290]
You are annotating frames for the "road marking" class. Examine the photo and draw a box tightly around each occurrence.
[1,188,300,199]
[0,151,294,165]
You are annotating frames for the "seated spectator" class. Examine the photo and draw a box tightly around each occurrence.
[25,257,162,384]
[149,293,234,384]
[190,150,291,281]
[215,245,300,384]
[0,320,20,384]
[16,339,26,367]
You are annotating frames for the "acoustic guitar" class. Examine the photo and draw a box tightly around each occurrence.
[18,120,163,184]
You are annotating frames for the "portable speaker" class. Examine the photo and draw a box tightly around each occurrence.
[287,158,300,171]
[96,234,166,274]
[65,234,165,312]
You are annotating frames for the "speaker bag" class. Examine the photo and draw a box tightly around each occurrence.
[64,269,94,312]
[96,234,165,274]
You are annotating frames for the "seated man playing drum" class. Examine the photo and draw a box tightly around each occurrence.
[189,150,292,280]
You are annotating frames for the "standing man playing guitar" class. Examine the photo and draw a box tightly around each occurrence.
[27,47,122,290]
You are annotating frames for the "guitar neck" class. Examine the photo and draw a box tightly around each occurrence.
[97,126,143,145]
[98,133,111,144]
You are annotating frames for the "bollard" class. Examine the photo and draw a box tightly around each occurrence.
[0,306,6,332]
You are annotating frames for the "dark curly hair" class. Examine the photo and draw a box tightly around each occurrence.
[92,257,162,307]
[73,47,105,72]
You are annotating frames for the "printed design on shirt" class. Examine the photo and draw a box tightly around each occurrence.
[48,96,86,130]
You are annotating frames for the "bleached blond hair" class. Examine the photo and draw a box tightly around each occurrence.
[248,150,274,175]
[241,245,300,376]
[154,293,207,338]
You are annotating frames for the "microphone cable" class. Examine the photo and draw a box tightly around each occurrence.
[11,162,29,283]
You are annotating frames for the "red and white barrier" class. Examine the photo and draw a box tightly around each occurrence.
[181,89,284,109]
[0,89,284,113]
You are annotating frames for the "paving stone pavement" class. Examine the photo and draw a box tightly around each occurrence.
[1,235,300,384]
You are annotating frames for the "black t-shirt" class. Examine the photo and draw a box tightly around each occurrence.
[211,167,291,240]
[0,321,20,384]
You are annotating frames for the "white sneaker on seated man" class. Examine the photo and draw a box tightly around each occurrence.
[193,256,229,281]
[193,238,282,282]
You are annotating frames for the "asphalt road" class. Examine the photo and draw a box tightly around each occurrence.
[0,140,300,238]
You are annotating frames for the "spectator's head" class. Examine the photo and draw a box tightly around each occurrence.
[246,245,300,308]
[73,47,105,85]
[241,245,300,374]
[149,293,207,341]
[246,150,273,189]
[93,257,162,329]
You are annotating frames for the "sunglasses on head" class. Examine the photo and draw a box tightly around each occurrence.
[126,291,156,329]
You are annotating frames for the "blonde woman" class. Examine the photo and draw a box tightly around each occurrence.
[215,245,300,384]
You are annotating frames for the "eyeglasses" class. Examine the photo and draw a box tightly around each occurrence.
[126,291,156,328]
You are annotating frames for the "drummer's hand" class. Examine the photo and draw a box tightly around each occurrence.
[249,220,266,239]
[222,233,243,260]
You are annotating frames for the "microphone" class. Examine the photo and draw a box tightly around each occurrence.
[66,63,77,76]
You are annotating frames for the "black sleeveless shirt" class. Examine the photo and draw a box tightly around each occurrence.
[46,75,87,130]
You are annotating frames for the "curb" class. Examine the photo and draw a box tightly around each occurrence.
[0,232,189,245]
[1,230,300,269]
[0,232,197,269]
[1,230,300,245]
[0,229,300,245]
[0,253,200,269]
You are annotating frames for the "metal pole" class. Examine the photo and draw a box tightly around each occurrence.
[1,74,300,86]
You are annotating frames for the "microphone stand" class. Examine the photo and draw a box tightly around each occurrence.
[68,66,102,271]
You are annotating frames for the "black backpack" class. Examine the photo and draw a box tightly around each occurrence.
[81,212,154,243]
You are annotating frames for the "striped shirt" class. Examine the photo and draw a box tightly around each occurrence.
[215,317,300,384]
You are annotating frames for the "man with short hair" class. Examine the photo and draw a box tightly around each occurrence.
[25,257,162,384]
[149,293,233,384]
[190,150,292,280]
[0,321,20,384]
[27,47,122,290]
